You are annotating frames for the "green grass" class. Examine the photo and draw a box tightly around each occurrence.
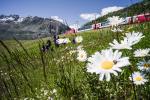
[0,22,150,99]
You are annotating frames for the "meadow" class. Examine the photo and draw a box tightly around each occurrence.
[0,22,150,99]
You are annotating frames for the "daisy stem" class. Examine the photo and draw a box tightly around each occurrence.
[129,66,137,99]
[116,26,120,42]
[124,50,137,99]
[111,26,115,40]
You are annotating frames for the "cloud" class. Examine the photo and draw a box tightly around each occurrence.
[51,16,64,23]
[80,13,100,21]
[69,24,80,29]
[80,6,123,21]
[101,6,124,16]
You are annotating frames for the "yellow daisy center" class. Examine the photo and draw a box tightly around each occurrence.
[101,61,114,70]
[80,54,84,58]
[135,76,143,81]
[144,63,150,68]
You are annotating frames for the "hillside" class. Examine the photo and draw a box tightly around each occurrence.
[84,0,150,26]
[0,22,150,99]
[0,15,70,40]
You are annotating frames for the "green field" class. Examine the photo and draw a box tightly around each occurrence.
[0,22,150,99]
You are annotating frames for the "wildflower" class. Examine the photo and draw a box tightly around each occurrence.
[127,26,133,30]
[56,38,70,44]
[129,72,148,85]
[69,50,76,55]
[134,48,150,57]
[75,36,83,43]
[125,32,144,45]
[56,39,64,44]
[87,49,130,81]
[64,38,71,43]
[40,88,44,92]
[111,28,123,32]
[137,60,150,72]
[109,32,144,50]
[109,39,132,50]
[108,16,124,26]
[77,45,83,51]
[44,90,49,96]
[77,50,87,62]
[50,89,57,94]
[48,97,53,100]
[52,89,57,93]
[24,98,28,100]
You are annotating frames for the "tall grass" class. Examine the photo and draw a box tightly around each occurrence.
[0,23,150,99]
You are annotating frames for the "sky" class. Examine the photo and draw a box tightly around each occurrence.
[0,0,141,27]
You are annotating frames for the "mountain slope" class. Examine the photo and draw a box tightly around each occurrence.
[0,15,70,40]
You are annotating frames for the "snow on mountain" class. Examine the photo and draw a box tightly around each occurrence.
[0,17,14,21]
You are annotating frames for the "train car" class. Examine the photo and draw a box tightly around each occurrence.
[136,13,150,23]
[125,17,132,24]
[92,23,101,29]
[101,21,110,28]
[128,13,150,24]
[78,25,93,32]
[145,13,150,21]
[74,13,150,33]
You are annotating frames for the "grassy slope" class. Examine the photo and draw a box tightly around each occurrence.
[84,1,150,26]
[0,22,150,99]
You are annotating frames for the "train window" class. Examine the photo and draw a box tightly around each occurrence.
[145,15,150,18]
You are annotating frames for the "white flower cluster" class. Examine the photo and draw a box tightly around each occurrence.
[56,38,71,44]
[84,27,149,84]
[35,88,57,99]
[129,72,148,85]
[75,36,83,43]
[111,28,123,32]
[134,48,150,57]
[87,49,130,81]
[76,45,87,62]
[109,32,144,50]
[108,16,124,26]
[137,60,150,72]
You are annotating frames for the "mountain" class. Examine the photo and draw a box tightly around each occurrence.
[0,15,70,40]
[83,0,150,26]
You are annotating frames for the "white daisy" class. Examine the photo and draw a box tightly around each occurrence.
[129,72,148,85]
[109,39,132,50]
[77,50,87,62]
[75,36,83,43]
[111,28,123,32]
[107,16,124,26]
[109,32,145,50]
[87,49,130,81]
[134,48,150,57]
[125,32,144,45]
[137,60,150,72]
[77,45,83,51]
[56,38,70,44]
[64,38,71,43]
[56,39,65,44]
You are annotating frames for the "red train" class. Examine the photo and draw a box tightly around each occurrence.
[128,13,150,24]
[66,13,150,33]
